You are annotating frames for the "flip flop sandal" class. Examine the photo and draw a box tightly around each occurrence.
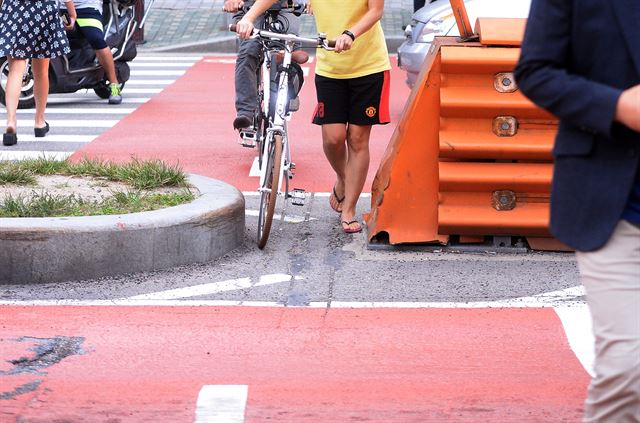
[341,220,362,234]
[330,185,345,213]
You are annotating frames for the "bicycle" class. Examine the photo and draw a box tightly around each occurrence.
[230,22,334,249]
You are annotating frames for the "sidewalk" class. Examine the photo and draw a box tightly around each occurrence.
[141,0,413,52]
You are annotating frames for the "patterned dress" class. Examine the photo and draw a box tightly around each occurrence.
[0,0,70,59]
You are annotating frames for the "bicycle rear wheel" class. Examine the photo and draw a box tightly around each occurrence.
[257,134,283,249]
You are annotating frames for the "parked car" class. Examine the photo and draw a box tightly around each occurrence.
[398,0,531,87]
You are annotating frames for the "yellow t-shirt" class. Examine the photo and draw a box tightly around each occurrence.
[314,0,391,79]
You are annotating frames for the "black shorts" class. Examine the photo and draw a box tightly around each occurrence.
[312,70,390,126]
[76,8,107,50]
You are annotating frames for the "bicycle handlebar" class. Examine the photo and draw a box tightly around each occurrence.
[229,24,336,49]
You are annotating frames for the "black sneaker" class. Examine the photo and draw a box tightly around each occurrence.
[233,115,252,130]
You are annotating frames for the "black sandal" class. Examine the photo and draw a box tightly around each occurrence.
[341,219,362,234]
[2,132,17,146]
[330,185,345,213]
[34,121,49,138]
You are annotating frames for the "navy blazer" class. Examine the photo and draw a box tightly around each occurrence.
[515,0,640,252]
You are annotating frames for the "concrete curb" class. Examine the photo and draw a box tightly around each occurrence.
[0,175,245,284]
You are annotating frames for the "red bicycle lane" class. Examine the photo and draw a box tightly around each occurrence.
[71,56,410,193]
[0,305,588,422]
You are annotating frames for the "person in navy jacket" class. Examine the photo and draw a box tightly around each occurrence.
[515,0,639,421]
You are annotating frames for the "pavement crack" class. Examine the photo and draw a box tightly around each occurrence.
[1,336,86,376]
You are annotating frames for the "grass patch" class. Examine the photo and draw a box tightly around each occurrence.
[1,156,188,189]
[0,189,195,218]
[0,156,195,218]
[0,164,36,185]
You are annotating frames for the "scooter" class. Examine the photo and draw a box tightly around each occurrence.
[0,0,156,109]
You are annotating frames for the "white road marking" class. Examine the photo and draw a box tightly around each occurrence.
[249,157,260,177]
[8,134,96,143]
[47,97,151,104]
[204,59,236,64]
[120,88,163,94]
[124,274,293,301]
[136,56,203,61]
[124,79,175,85]
[0,298,585,308]
[130,63,195,68]
[0,151,72,161]
[15,119,117,128]
[555,304,595,376]
[9,108,135,115]
[244,209,315,224]
[302,66,309,77]
[131,70,186,76]
[194,385,248,423]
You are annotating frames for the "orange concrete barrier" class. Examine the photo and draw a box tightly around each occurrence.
[366,18,569,250]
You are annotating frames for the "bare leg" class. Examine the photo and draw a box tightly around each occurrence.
[340,124,372,232]
[95,47,118,84]
[31,58,50,129]
[5,57,28,133]
[322,123,348,212]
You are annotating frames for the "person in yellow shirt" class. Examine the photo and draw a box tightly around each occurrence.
[236,0,391,234]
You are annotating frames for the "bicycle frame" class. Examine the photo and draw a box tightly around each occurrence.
[230,23,334,248]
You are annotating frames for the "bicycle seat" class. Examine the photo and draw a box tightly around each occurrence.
[275,50,309,65]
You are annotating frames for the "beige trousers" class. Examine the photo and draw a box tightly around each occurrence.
[576,220,640,423]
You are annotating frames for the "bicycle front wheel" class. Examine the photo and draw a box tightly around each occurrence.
[257,134,283,249]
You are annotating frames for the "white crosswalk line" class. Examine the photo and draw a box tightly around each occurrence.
[11,135,96,143]
[47,97,151,104]
[135,56,203,61]
[8,108,135,115]
[130,62,195,68]
[16,119,117,128]
[119,88,163,94]
[131,70,186,76]
[124,79,175,85]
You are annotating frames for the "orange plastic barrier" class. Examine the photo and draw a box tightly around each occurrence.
[366,18,569,250]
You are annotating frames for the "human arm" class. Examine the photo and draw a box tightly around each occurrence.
[514,0,623,137]
[333,0,385,53]
[63,0,76,31]
[235,0,279,39]
[223,0,245,13]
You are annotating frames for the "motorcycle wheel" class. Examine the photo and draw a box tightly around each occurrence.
[93,81,126,100]
[0,57,36,109]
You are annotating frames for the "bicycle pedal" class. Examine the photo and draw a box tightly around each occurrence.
[239,128,257,148]
[290,188,306,206]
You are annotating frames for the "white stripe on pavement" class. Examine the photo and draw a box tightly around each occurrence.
[130,62,195,68]
[10,134,96,143]
[47,97,151,104]
[15,119,117,128]
[135,56,203,61]
[244,209,315,224]
[131,70,186,76]
[9,108,135,115]
[555,305,595,377]
[124,274,293,301]
[119,88,163,94]
[0,151,72,161]
[194,385,248,423]
[124,79,175,85]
